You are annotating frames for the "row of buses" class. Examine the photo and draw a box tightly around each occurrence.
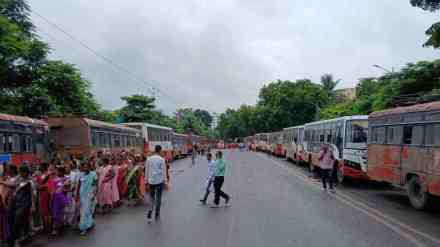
[0,115,206,167]
[247,101,440,210]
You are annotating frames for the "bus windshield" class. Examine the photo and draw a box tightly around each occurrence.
[345,120,368,149]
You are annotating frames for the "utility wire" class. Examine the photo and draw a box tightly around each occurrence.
[32,10,182,107]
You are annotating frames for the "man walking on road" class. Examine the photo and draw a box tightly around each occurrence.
[145,145,168,222]
[200,152,215,204]
[211,151,230,208]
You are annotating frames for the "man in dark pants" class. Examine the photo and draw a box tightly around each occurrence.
[211,151,230,208]
[145,145,168,222]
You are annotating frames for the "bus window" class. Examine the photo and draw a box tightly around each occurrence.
[12,134,20,152]
[403,126,414,144]
[371,126,385,144]
[425,124,440,145]
[346,120,368,149]
[411,126,423,145]
[91,131,97,146]
[0,134,4,153]
[386,126,402,145]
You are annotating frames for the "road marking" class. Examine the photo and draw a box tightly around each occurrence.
[260,153,439,247]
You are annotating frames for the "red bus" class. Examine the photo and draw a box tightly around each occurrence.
[0,113,49,166]
[368,101,440,209]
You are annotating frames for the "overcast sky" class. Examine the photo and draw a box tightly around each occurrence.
[31,0,439,114]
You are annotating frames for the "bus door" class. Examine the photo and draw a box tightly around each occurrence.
[385,125,404,185]
[400,124,425,185]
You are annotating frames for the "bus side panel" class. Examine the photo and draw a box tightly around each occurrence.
[400,147,440,196]
[367,144,401,184]
[428,175,440,196]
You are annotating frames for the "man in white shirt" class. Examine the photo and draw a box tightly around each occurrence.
[200,152,215,205]
[145,145,168,222]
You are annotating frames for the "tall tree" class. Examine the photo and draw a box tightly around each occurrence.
[320,74,340,93]
[0,0,49,88]
[119,94,157,122]
[410,0,440,48]
[194,109,213,128]
[0,61,101,118]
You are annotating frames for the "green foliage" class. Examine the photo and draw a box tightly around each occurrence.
[194,109,212,128]
[321,59,440,118]
[217,79,329,139]
[0,61,101,118]
[410,0,440,48]
[320,74,340,93]
[257,79,328,130]
[0,1,48,88]
[0,0,35,36]
[175,108,209,136]
[320,101,355,120]
[119,94,157,122]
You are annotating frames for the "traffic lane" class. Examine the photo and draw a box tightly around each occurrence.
[265,153,440,243]
[30,151,418,247]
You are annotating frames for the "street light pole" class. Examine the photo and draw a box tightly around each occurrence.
[372,64,393,73]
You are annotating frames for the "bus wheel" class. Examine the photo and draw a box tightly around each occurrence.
[407,176,431,210]
[337,166,344,184]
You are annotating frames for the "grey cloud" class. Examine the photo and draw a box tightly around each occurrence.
[31,0,439,113]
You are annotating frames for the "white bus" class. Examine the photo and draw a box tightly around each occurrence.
[283,125,305,164]
[304,116,369,183]
[122,122,173,162]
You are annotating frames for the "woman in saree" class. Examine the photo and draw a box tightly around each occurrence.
[50,167,70,236]
[0,165,14,243]
[110,159,120,207]
[37,163,54,233]
[78,162,97,236]
[117,159,129,200]
[97,158,114,214]
[125,159,141,206]
[7,166,33,247]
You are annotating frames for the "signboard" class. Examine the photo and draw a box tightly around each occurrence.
[0,154,11,163]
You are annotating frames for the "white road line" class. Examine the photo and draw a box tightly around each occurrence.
[260,153,438,247]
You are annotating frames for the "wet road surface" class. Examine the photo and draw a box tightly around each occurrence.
[29,150,440,247]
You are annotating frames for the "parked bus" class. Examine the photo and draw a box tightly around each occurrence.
[171,132,188,159]
[304,116,369,183]
[256,133,269,152]
[268,131,284,156]
[122,123,173,162]
[0,113,49,166]
[283,125,305,164]
[244,135,256,151]
[48,117,142,159]
[368,101,440,209]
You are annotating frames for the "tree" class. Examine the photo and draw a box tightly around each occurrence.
[410,0,440,48]
[175,108,209,136]
[258,79,328,130]
[216,79,329,139]
[194,109,213,128]
[119,94,157,122]
[0,0,49,88]
[320,74,340,93]
[0,61,101,118]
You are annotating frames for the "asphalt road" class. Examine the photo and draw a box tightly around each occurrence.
[28,150,440,247]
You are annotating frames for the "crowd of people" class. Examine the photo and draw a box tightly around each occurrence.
[0,150,167,247]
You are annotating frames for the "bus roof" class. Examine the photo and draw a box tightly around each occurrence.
[283,125,304,131]
[0,113,47,126]
[122,122,173,131]
[172,132,188,137]
[83,118,140,132]
[370,101,440,119]
[305,115,368,127]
